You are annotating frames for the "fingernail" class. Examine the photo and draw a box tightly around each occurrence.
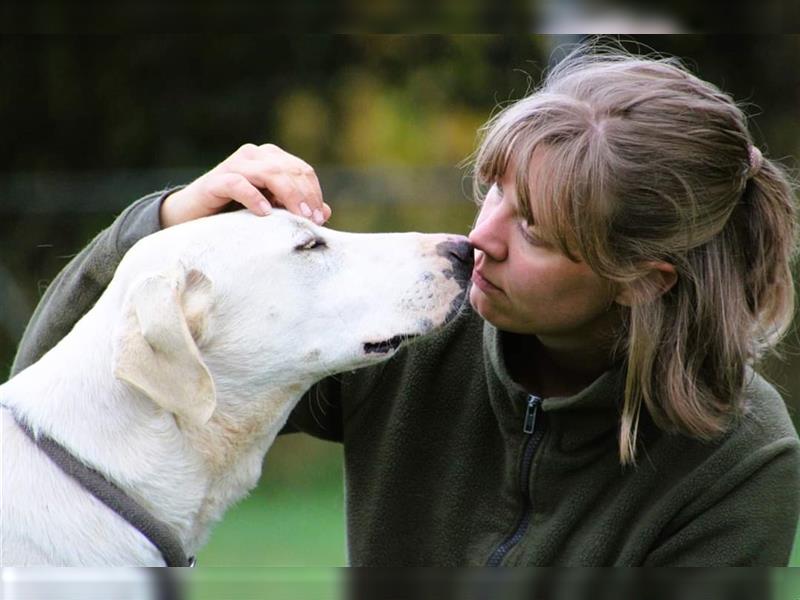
[300,202,312,218]
[313,209,324,224]
[259,201,271,216]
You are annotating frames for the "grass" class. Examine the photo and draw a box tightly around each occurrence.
[196,435,347,568]
[195,482,346,567]
[189,436,346,599]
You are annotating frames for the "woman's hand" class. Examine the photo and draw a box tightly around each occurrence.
[159,143,332,228]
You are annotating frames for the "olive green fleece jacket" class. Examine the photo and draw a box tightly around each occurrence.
[11,191,800,566]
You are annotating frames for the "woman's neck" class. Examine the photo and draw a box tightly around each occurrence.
[505,331,618,398]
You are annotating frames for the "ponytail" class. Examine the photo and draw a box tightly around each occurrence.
[736,153,799,355]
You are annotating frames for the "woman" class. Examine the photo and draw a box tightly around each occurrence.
[12,43,800,565]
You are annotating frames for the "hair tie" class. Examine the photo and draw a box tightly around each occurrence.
[747,145,763,179]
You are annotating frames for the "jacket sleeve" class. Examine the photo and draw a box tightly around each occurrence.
[644,437,800,566]
[10,188,177,376]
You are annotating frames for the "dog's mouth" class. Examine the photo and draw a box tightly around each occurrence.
[363,333,420,355]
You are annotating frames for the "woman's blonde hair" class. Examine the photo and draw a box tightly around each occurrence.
[472,40,799,464]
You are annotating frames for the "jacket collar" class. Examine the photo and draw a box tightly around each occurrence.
[481,317,628,455]
[482,317,626,414]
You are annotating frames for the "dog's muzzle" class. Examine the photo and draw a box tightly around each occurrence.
[362,237,474,357]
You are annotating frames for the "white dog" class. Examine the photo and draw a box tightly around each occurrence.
[0,209,472,566]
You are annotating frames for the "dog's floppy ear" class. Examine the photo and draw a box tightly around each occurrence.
[113,265,216,427]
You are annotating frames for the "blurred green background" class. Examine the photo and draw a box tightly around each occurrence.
[1,35,798,569]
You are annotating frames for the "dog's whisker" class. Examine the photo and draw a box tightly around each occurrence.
[310,387,329,432]
[306,355,343,432]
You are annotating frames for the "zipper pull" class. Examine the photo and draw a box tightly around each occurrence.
[523,395,542,434]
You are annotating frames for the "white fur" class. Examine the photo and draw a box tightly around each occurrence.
[1,210,469,566]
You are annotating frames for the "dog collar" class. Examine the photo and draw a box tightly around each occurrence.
[4,405,195,567]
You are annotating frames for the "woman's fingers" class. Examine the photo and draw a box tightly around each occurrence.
[211,172,273,216]
[219,146,328,223]
[233,159,326,223]
[160,143,331,228]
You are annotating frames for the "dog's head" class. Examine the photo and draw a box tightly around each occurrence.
[110,210,472,428]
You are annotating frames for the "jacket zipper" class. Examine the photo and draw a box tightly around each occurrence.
[486,394,545,566]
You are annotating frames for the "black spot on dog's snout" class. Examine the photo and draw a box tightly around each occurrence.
[435,237,474,324]
[436,237,474,281]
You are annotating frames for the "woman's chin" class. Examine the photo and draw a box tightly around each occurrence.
[470,288,538,334]
[469,287,505,328]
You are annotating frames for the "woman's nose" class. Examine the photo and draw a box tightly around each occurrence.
[468,203,509,262]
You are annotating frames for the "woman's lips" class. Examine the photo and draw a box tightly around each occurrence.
[471,268,502,294]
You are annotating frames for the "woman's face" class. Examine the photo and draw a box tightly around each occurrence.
[468,159,622,347]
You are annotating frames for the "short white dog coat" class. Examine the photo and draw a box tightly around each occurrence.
[1,210,472,566]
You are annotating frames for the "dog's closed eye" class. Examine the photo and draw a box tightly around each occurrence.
[295,237,327,251]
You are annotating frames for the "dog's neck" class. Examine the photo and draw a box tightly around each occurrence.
[1,301,307,558]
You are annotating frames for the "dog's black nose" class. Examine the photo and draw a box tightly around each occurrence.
[436,237,474,280]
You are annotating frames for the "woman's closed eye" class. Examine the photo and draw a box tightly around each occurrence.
[518,220,546,246]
